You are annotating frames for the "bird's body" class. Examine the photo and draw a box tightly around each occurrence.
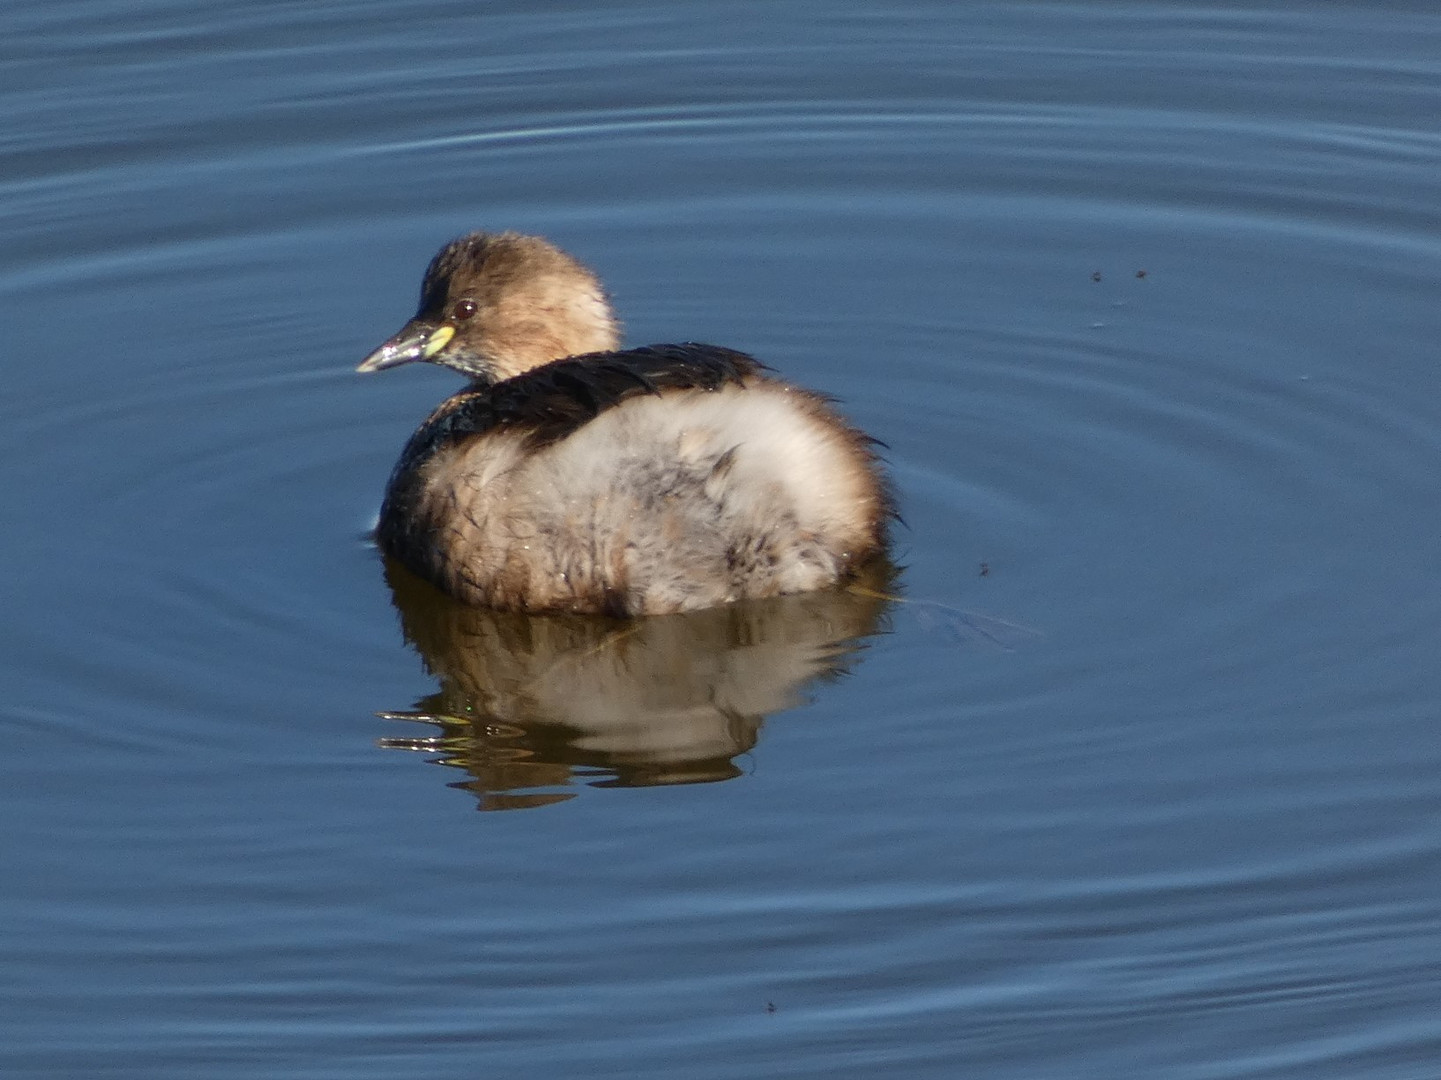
[359,232,890,616]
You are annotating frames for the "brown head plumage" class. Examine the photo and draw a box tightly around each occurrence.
[358,232,621,384]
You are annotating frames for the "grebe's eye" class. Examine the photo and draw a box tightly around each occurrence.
[452,298,478,321]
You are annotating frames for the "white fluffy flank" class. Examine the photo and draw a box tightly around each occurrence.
[419,377,883,613]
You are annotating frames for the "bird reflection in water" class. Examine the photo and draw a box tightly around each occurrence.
[374,558,897,810]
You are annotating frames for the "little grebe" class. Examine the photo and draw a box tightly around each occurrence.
[358,231,890,616]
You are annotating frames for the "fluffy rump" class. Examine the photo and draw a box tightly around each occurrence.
[386,375,888,615]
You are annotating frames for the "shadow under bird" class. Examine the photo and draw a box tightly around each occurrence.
[358,231,891,616]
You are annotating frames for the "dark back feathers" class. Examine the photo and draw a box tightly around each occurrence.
[409,343,766,459]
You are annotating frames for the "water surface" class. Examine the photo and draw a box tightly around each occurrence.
[4,2,1441,1077]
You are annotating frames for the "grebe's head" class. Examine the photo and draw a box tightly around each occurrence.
[357,232,621,383]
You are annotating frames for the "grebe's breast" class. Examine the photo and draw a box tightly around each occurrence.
[377,343,889,616]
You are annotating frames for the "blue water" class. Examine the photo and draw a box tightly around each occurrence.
[4,2,1441,1076]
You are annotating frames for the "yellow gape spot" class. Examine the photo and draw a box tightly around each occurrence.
[422,324,456,358]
